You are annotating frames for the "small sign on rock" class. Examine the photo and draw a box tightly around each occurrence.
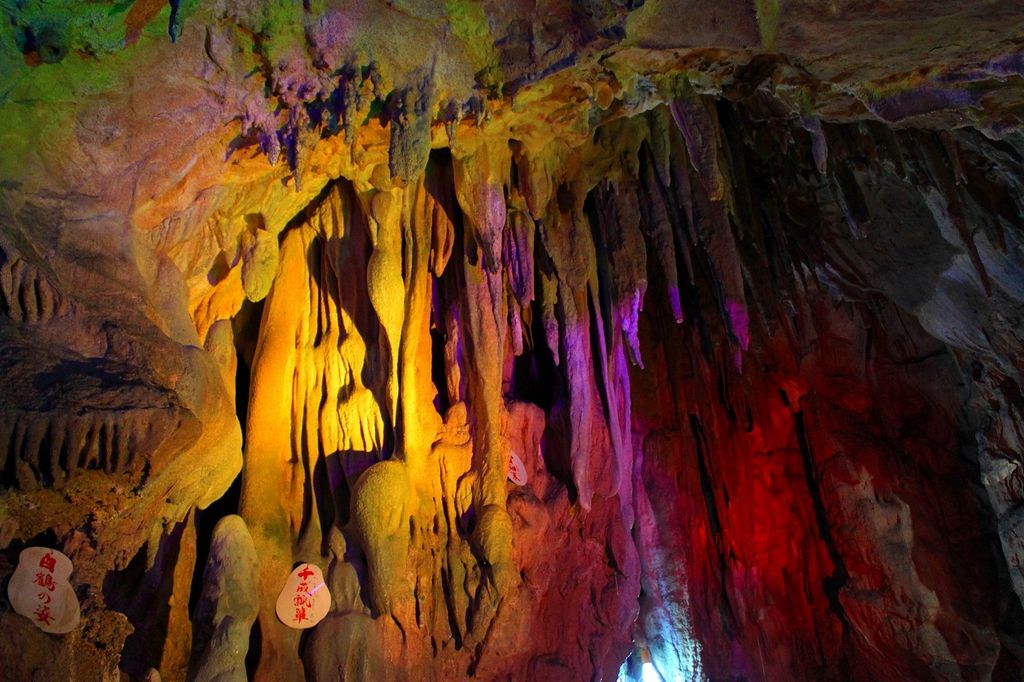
[275,563,330,629]
[8,547,80,634]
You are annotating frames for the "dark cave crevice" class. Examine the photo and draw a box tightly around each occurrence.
[792,408,850,631]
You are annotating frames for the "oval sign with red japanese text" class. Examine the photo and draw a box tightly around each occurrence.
[507,451,528,486]
[275,563,330,629]
[8,547,80,634]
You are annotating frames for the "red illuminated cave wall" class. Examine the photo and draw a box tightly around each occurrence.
[627,106,1024,682]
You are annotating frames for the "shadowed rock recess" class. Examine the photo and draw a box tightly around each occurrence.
[2,1,1024,680]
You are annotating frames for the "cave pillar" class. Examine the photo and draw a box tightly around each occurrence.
[239,226,312,682]
[451,138,516,598]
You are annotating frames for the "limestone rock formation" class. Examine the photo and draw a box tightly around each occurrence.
[1,1,1024,681]
[188,515,259,682]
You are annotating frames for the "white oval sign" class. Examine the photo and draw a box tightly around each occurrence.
[275,563,330,629]
[8,547,80,634]
[507,451,528,486]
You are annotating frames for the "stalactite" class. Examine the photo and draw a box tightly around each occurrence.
[639,145,685,323]
[670,93,725,202]
[453,139,511,274]
[502,192,536,359]
[512,140,560,223]
[451,138,514,568]
[685,140,750,368]
[589,177,648,502]
[799,115,829,177]
[539,185,601,509]
[646,106,675,189]
[388,75,435,187]
[503,188,537,354]
[537,238,563,367]
[593,178,648,366]
[362,187,405,437]
[0,244,71,324]
[920,137,993,296]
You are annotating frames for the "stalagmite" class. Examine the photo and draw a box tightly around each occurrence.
[188,515,259,682]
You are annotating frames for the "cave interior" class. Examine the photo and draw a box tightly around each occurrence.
[2,1,1024,681]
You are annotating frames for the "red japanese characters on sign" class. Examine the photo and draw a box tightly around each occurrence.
[507,450,528,486]
[27,550,60,624]
[34,572,56,592]
[34,602,53,626]
[7,547,80,634]
[39,551,57,574]
[276,562,331,629]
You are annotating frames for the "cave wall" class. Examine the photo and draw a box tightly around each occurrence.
[623,106,1024,681]
[1,1,1024,681]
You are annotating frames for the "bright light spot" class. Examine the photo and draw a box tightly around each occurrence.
[616,657,663,682]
